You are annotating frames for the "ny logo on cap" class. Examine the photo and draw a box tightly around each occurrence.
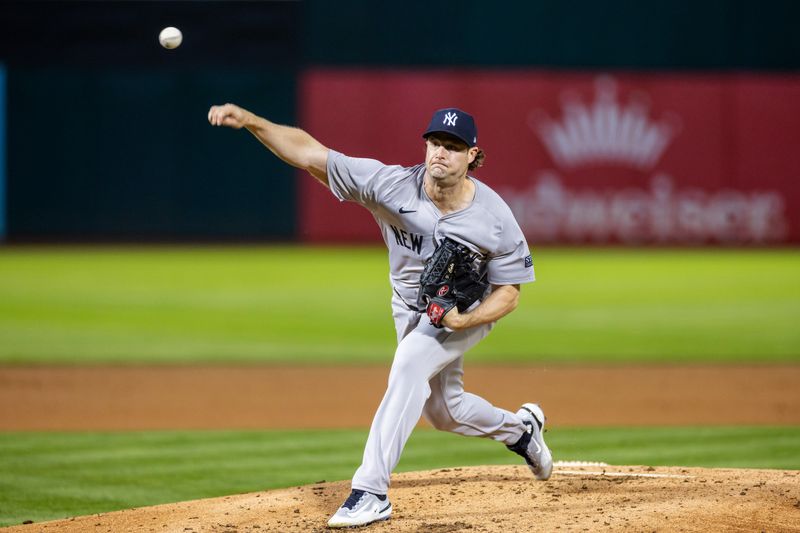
[443,112,458,126]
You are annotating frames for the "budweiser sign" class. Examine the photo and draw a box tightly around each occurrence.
[504,173,785,244]
[503,76,788,244]
[532,77,677,171]
[299,70,800,244]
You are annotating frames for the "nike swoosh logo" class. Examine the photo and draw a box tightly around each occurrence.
[379,503,391,513]
[399,207,416,214]
[532,437,543,454]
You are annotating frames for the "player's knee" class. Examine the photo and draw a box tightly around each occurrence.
[390,345,426,379]
[390,357,425,385]
[423,396,464,432]
[425,409,459,432]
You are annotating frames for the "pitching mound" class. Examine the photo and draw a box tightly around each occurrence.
[8,464,800,532]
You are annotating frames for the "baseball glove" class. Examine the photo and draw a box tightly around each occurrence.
[418,237,489,328]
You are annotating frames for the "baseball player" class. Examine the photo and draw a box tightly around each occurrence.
[207,103,552,528]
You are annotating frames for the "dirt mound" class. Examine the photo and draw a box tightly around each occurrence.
[8,464,799,532]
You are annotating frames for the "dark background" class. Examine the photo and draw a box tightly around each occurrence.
[0,0,797,241]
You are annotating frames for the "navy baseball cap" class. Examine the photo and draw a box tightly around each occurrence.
[422,108,478,148]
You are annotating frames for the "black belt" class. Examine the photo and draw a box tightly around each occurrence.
[393,287,422,313]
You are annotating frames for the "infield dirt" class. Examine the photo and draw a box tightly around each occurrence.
[2,364,799,430]
[5,464,799,532]
[2,364,800,532]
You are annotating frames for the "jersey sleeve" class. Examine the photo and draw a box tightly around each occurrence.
[486,215,536,285]
[326,149,390,208]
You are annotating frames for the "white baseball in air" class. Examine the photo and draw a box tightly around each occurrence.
[159,27,183,49]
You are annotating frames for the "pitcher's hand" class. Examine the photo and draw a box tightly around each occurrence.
[208,103,250,129]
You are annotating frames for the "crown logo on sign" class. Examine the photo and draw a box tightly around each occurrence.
[531,77,680,170]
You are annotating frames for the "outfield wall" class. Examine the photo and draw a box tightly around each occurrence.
[6,68,297,241]
[0,63,5,241]
[0,1,798,244]
[299,71,800,245]
[0,1,302,242]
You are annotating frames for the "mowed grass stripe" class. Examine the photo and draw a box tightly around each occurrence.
[0,246,798,363]
[1,427,799,526]
[552,427,800,469]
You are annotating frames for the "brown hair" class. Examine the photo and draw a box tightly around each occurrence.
[468,149,485,171]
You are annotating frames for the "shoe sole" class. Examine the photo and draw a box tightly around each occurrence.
[328,516,390,529]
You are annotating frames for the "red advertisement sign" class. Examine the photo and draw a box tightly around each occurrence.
[298,70,800,244]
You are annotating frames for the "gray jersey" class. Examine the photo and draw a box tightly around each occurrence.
[327,150,535,309]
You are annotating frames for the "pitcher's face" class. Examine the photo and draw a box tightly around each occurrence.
[424,133,477,182]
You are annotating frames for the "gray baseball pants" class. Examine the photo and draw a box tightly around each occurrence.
[350,292,527,495]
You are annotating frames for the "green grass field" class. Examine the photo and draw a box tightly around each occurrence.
[1,246,798,527]
[1,246,798,363]
[1,426,799,527]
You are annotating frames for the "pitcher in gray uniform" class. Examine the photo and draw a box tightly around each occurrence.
[208,103,553,529]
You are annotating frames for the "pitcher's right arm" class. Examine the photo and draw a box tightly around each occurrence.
[208,103,329,186]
